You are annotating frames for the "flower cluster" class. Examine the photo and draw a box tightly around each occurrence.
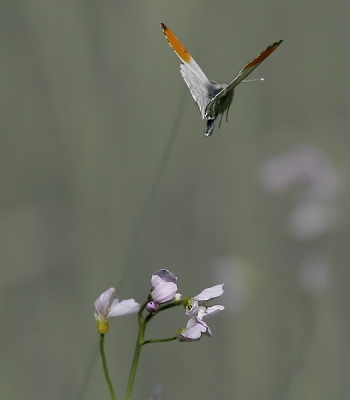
[145,269,224,340]
[94,270,225,400]
[94,269,225,341]
[179,283,224,341]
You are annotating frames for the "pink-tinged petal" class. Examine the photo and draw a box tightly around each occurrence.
[202,305,225,318]
[151,275,165,289]
[185,300,199,317]
[151,269,178,288]
[194,316,212,336]
[178,318,211,341]
[178,328,201,341]
[94,288,116,317]
[108,298,140,317]
[196,305,207,319]
[185,316,197,329]
[193,284,224,301]
[151,281,177,304]
[150,270,178,303]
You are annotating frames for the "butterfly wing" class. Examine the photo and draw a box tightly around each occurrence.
[161,22,212,118]
[205,39,283,119]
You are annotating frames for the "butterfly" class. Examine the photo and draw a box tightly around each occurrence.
[161,22,283,136]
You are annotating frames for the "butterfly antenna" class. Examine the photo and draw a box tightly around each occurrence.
[242,78,264,83]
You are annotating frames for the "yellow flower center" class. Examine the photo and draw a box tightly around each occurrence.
[97,317,109,334]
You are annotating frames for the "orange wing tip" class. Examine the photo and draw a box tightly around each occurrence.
[246,39,283,69]
[160,22,191,63]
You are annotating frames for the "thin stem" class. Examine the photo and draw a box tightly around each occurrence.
[143,337,177,345]
[125,313,146,400]
[99,334,117,400]
[125,299,185,399]
[144,300,183,324]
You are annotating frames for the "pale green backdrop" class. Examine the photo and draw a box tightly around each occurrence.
[1,0,350,399]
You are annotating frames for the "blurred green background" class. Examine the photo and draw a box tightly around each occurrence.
[1,0,350,399]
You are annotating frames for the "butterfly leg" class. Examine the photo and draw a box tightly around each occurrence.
[218,113,225,128]
[226,103,231,123]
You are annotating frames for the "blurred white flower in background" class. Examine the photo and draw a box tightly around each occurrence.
[258,144,342,295]
[258,144,343,198]
[287,199,341,240]
[148,383,162,400]
[298,254,332,296]
[258,144,344,239]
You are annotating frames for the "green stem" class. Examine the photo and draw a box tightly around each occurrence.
[124,299,184,399]
[125,313,146,400]
[100,334,117,400]
[143,337,177,345]
[144,300,183,324]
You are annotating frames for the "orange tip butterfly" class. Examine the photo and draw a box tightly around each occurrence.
[160,22,283,136]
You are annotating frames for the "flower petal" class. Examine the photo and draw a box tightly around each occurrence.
[151,269,178,287]
[108,298,141,316]
[178,317,211,341]
[151,281,177,304]
[202,305,225,318]
[193,317,212,337]
[94,287,116,318]
[193,284,224,301]
[185,299,199,317]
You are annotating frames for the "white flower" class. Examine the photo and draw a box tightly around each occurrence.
[178,284,224,341]
[94,287,140,333]
[150,269,178,304]
[146,270,178,313]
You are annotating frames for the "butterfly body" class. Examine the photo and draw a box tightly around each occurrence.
[205,82,234,135]
[161,22,283,136]
[207,83,233,116]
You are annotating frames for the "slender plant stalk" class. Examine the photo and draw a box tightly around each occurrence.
[143,337,177,345]
[125,300,182,398]
[125,316,146,400]
[100,334,117,400]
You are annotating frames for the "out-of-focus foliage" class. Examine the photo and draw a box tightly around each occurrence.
[1,0,350,399]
